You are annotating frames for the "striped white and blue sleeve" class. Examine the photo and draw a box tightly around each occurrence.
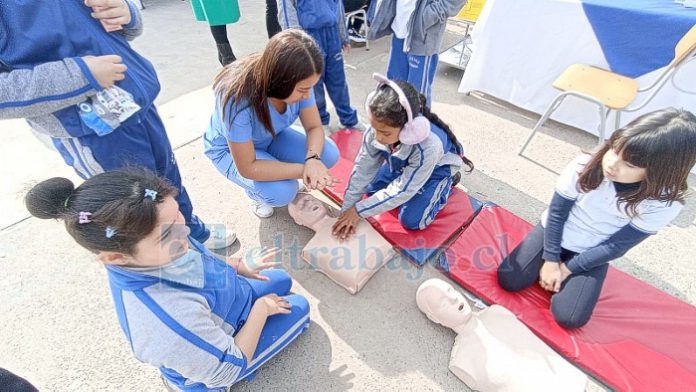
[355,141,442,218]
[0,58,100,119]
[277,0,301,30]
[342,129,385,212]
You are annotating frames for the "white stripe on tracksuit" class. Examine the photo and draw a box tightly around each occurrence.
[58,137,104,178]
[418,175,451,229]
[243,313,310,376]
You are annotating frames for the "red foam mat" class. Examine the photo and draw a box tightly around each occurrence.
[324,130,482,266]
[443,205,696,391]
[324,129,363,205]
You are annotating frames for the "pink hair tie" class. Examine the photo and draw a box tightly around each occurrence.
[78,212,92,224]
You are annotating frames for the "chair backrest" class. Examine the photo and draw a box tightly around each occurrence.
[671,24,696,68]
[453,0,487,23]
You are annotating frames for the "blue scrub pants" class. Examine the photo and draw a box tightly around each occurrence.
[209,126,339,207]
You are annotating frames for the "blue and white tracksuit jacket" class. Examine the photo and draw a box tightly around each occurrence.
[342,120,464,230]
[0,1,208,241]
[107,239,310,391]
[367,0,466,104]
[277,0,358,127]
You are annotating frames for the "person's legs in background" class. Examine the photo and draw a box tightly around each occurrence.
[305,29,333,128]
[210,24,236,66]
[320,28,360,130]
[386,36,410,81]
[405,52,439,106]
[52,107,239,249]
[266,0,281,38]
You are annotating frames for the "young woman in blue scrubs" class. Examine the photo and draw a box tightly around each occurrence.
[204,29,339,217]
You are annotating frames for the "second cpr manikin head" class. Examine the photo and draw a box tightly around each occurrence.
[288,193,330,228]
[416,279,473,330]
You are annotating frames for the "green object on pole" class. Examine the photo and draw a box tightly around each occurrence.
[191,0,241,26]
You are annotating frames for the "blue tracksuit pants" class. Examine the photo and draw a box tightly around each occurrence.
[386,36,439,106]
[51,106,210,242]
[237,269,310,382]
[367,163,454,230]
[306,26,358,128]
[160,268,310,391]
[209,126,339,207]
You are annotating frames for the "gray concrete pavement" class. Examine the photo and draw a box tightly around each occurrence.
[1,1,693,391]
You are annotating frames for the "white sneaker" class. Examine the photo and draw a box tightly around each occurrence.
[343,122,368,132]
[203,225,238,250]
[298,180,308,193]
[322,124,332,136]
[250,199,274,218]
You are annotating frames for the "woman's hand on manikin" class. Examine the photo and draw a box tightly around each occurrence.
[303,158,339,190]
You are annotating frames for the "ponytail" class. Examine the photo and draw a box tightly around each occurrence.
[418,94,474,172]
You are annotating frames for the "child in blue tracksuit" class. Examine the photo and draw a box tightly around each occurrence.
[333,75,473,238]
[367,0,466,105]
[277,0,362,130]
[25,170,310,391]
[0,0,234,249]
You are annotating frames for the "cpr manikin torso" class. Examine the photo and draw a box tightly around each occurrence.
[416,279,587,392]
[288,193,395,294]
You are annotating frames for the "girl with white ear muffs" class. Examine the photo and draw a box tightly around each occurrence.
[333,74,473,239]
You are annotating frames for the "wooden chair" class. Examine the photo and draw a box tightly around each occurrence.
[519,24,696,155]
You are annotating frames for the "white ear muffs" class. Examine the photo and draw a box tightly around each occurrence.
[366,73,431,145]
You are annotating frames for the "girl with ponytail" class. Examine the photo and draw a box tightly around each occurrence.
[333,75,473,239]
[25,169,311,390]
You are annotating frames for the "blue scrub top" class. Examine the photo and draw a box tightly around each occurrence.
[204,91,315,156]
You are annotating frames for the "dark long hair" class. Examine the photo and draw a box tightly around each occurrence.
[367,80,474,172]
[578,108,696,215]
[24,170,177,255]
[213,29,324,137]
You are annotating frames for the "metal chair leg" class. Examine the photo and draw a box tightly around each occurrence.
[614,110,622,132]
[519,94,568,155]
[597,104,608,144]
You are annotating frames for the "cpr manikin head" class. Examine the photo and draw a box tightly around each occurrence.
[417,279,589,391]
[288,193,330,229]
[416,279,473,330]
[287,193,395,294]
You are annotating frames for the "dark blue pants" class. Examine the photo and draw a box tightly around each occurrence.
[497,224,609,329]
[238,269,310,382]
[51,106,210,242]
[306,26,358,127]
[367,164,455,230]
[386,36,439,106]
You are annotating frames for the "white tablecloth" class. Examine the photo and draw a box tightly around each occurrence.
[459,0,696,139]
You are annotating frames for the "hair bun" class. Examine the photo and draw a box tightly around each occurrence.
[25,177,75,220]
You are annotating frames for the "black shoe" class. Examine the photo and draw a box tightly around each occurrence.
[452,171,461,187]
[216,43,236,66]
